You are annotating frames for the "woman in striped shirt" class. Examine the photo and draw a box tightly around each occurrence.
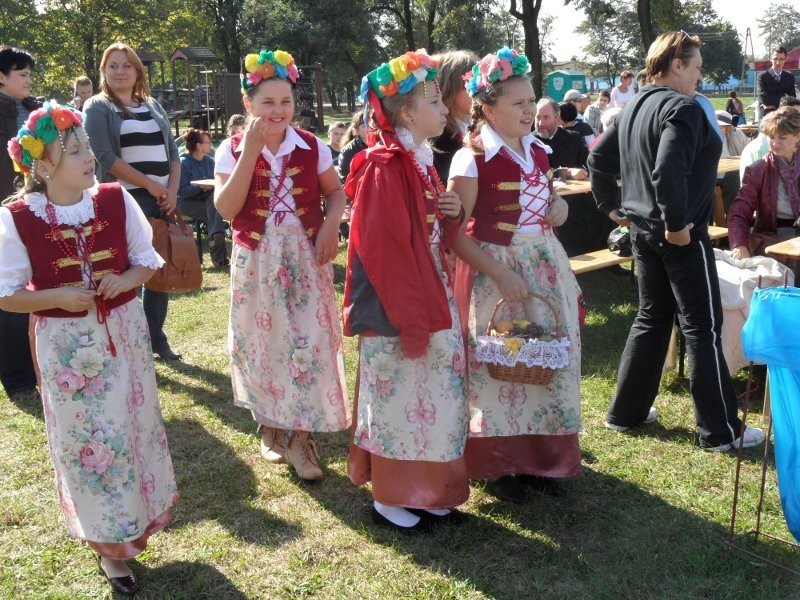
[84,42,183,361]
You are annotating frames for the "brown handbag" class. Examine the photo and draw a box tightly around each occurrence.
[145,209,203,293]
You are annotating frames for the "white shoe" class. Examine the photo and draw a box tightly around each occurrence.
[604,407,658,432]
[703,426,765,452]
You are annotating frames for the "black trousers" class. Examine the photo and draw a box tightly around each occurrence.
[606,225,742,447]
[0,308,37,395]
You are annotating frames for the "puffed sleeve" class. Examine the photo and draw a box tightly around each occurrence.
[448,148,478,179]
[214,138,235,175]
[0,206,32,297]
[123,189,165,270]
[314,137,333,174]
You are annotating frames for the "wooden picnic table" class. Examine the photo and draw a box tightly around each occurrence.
[765,237,800,262]
[190,179,216,187]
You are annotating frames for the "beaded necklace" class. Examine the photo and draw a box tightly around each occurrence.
[408,154,445,220]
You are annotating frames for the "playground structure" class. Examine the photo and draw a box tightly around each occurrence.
[137,46,325,138]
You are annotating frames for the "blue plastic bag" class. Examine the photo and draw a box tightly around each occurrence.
[741,286,800,542]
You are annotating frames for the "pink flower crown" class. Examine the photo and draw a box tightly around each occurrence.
[241,49,300,91]
[7,100,82,176]
[464,47,531,97]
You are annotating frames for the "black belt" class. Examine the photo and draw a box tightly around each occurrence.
[776,219,797,228]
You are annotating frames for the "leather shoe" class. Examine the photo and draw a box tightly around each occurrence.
[153,343,182,361]
[516,475,566,497]
[371,507,434,533]
[97,556,139,595]
[484,475,525,504]
[407,508,469,525]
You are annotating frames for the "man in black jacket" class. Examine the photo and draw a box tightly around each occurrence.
[758,46,797,117]
[588,31,764,452]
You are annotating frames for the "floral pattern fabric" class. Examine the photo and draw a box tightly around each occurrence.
[354,252,467,462]
[36,300,178,544]
[466,228,583,437]
[229,222,350,432]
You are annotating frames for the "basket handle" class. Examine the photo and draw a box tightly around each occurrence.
[485,291,563,338]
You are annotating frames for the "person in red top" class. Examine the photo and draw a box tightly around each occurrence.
[449,48,582,504]
[214,49,350,482]
[343,49,471,531]
[1,102,177,596]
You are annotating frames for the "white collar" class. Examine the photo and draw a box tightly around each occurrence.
[26,181,100,227]
[262,126,311,160]
[396,126,434,167]
[482,124,551,168]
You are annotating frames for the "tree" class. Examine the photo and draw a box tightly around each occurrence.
[576,0,640,86]
[756,4,800,57]
[509,0,545,97]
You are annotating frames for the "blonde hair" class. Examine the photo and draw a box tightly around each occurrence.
[434,50,478,135]
[465,76,533,153]
[760,106,800,137]
[99,43,150,113]
[645,31,701,80]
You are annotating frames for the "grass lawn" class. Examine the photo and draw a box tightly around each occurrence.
[1,241,798,599]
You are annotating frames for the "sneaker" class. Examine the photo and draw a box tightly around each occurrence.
[259,426,287,464]
[286,432,323,481]
[604,407,658,432]
[703,426,766,453]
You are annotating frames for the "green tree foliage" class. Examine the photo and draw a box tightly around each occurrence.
[576,0,641,85]
[756,4,800,58]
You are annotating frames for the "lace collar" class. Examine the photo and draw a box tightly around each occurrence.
[26,182,99,226]
[396,126,434,168]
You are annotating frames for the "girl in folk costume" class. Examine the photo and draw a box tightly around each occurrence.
[0,102,177,595]
[343,50,470,531]
[448,48,583,504]
[214,50,349,482]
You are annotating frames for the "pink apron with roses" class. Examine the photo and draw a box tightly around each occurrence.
[36,300,178,548]
[229,222,350,432]
[465,228,583,437]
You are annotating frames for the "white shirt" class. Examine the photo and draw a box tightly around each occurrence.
[0,184,163,297]
[450,124,552,233]
[215,127,333,226]
[610,85,635,109]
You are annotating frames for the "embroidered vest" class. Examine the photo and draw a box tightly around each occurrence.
[468,143,553,246]
[9,183,136,317]
[230,129,323,250]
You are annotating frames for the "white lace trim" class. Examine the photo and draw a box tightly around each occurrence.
[26,182,100,226]
[0,279,28,298]
[396,126,434,167]
[475,335,571,368]
[130,252,165,270]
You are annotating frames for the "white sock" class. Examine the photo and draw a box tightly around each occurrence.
[373,500,420,527]
[420,508,451,516]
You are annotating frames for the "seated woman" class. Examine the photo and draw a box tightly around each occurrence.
[729,107,800,260]
[177,128,228,267]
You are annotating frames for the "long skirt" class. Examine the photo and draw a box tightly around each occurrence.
[349,250,469,509]
[229,222,350,432]
[457,227,583,480]
[35,299,177,559]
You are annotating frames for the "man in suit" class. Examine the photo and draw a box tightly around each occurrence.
[533,98,588,180]
[758,46,796,117]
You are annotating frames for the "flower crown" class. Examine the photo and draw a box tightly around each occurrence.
[241,49,300,91]
[7,100,83,176]
[464,47,531,97]
[359,49,438,101]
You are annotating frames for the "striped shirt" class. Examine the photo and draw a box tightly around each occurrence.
[117,104,170,194]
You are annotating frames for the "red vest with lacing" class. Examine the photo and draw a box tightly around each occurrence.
[8,183,136,317]
[467,143,554,246]
[229,129,323,250]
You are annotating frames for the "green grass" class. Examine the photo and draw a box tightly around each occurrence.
[2,246,799,599]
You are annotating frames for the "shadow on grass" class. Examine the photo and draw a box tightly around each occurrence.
[301,464,799,597]
[5,389,44,420]
[165,418,301,546]
[130,560,247,599]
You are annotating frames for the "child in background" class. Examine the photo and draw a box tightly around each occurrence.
[0,102,177,595]
[343,50,469,531]
[214,50,349,482]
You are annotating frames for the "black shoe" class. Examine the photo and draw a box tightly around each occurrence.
[484,475,525,504]
[370,507,434,533]
[516,475,566,497]
[407,508,469,525]
[153,343,182,361]
[97,556,139,596]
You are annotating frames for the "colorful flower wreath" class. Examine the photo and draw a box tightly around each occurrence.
[359,49,438,101]
[7,100,82,175]
[241,49,300,91]
[464,47,531,97]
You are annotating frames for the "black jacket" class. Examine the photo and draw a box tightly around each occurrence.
[757,69,797,111]
[430,127,463,182]
[0,94,40,200]
[337,137,366,185]
[587,84,722,234]
[534,127,588,171]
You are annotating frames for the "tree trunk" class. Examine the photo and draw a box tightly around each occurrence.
[403,0,416,50]
[510,0,545,98]
[636,0,656,52]
[325,84,340,112]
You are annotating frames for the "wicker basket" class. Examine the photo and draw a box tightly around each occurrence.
[484,292,563,385]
